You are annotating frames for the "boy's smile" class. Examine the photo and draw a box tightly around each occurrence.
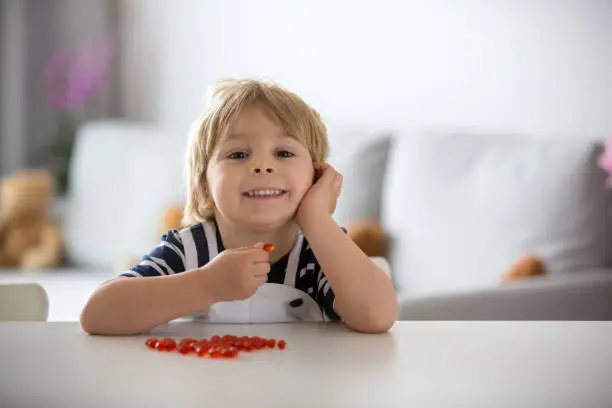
[242,188,288,198]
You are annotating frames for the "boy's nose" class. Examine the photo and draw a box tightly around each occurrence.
[252,166,275,174]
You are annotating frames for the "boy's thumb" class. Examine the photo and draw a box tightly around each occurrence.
[233,242,263,251]
[236,242,274,252]
[250,242,275,251]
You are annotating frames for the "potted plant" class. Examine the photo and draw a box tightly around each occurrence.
[40,36,114,196]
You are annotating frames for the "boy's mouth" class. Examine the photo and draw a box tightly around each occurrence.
[242,188,287,198]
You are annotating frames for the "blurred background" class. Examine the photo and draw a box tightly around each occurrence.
[1,0,120,190]
[3,0,612,180]
[1,0,612,322]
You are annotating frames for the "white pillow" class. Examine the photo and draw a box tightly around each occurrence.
[64,121,188,268]
[382,132,612,296]
[333,135,393,226]
[323,124,395,226]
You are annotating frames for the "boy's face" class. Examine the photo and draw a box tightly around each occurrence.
[206,105,315,229]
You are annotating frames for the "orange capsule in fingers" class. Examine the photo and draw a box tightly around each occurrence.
[263,243,275,252]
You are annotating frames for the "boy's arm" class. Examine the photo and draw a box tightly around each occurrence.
[80,269,217,336]
[80,228,213,336]
[301,216,398,333]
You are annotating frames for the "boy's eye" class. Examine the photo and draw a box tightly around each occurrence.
[228,152,248,160]
[277,150,294,158]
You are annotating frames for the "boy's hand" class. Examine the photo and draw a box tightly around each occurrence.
[204,243,272,302]
[296,162,343,228]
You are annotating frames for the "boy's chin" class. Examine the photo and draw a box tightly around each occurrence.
[241,213,296,231]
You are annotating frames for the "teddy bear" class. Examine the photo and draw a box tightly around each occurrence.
[158,204,185,237]
[0,169,64,270]
[345,219,388,257]
[500,254,546,284]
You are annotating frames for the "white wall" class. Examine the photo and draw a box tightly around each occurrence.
[120,0,612,141]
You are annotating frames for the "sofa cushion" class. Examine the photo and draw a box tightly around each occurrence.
[397,270,612,320]
[332,134,393,226]
[382,132,612,295]
[63,121,188,268]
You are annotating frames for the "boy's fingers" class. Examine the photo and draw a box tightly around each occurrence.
[251,251,271,265]
[313,162,332,177]
[238,242,274,251]
[252,263,270,277]
[253,275,268,287]
[233,242,265,252]
[315,164,336,184]
[335,174,343,195]
[242,243,274,264]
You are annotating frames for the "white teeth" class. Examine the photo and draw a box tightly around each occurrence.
[246,189,284,197]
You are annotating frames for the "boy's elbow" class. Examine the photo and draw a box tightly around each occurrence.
[362,298,398,333]
[79,303,99,335]
[80,321,95,335]
[79,298,112,335]
[79,278,125,335]
[364,315,396,333]
[345,318,394,334]
[345,310,397,334]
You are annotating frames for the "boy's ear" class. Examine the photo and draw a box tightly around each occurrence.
[312,165,322,183]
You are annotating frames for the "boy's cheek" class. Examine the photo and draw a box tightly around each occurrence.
[292,183,311,203]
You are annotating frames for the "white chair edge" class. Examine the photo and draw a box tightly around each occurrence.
[0,283,49,322]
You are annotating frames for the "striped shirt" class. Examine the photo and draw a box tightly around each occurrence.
[120,220,342,321]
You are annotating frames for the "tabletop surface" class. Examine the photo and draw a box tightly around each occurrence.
[0,321,611,407]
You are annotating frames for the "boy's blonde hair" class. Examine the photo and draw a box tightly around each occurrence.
[183,78,329,225]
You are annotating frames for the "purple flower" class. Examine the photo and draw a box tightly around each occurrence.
[43,35,115,112]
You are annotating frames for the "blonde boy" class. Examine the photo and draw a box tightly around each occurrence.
[80,79,397,335]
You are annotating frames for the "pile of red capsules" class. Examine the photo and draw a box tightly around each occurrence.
[145,335,287,359]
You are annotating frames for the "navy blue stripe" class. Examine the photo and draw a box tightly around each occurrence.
[190,223,210,267]
[129,263,163,277]
[143,255,174,275]
[146,245,183,274]
[119,272,138,278]
[295,265,316,292]
[213,220,225,252]
[268,252,290,284]
[123,229,187,278]
[321,290,341,321]
[164,229,185,253]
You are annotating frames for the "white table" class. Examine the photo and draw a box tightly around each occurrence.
[0,321,611,407]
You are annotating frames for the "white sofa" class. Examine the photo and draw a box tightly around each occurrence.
[1,120,611,321]
[334,129,612,320]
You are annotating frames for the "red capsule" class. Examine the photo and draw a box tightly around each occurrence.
[145,338,158,349]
